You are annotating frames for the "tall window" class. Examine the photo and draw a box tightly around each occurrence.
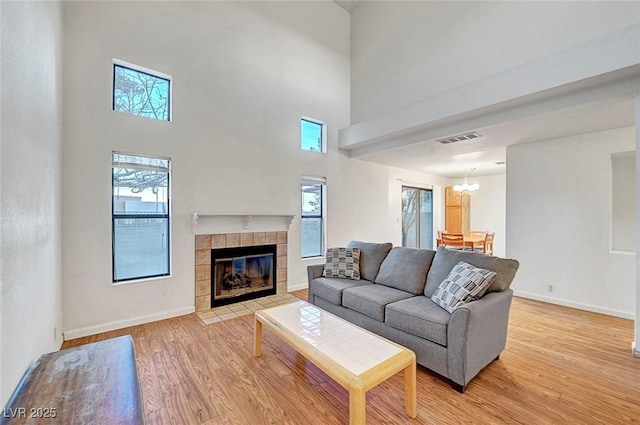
[113,60,171,121]
[112,153,171,282]
[402,186,433,250]
[301,117,326,153]
[301,176,326,258]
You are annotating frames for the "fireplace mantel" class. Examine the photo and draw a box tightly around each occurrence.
[192,212,295,233]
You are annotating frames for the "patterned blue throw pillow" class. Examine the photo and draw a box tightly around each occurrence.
[322,247,360,280]
[431,261,497,313]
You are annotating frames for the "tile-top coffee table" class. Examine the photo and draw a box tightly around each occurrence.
[254,300,417,425]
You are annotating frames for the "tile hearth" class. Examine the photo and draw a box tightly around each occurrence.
[196,293,298,325]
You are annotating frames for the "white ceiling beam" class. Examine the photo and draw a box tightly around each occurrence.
[340,24,640,157]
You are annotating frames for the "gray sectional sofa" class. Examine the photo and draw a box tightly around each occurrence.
[307,241,519,392]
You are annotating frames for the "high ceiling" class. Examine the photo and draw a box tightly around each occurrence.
[333,4,638,179]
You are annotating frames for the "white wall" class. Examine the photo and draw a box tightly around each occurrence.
[0,1,63,405]
[452,174,507,258]
[61,1,446,337]
[350,1,640,123]
[328,159,452,249]
[507,127,636,318]
[635,95,640,356]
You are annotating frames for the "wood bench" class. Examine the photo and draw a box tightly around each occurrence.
[1,335,144,425]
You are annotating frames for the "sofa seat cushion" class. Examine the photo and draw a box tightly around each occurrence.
[374,247,436,295]
[385,297,450,346]
[342,284,414,322]
[347,241,393,282]
[311,277,373,305]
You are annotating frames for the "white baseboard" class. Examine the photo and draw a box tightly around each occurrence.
[633,342,640,358]
[287,282,308,292]
[513,291,634,320]
[63,306,195,340]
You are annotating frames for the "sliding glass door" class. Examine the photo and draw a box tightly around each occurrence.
[401,186,433,250]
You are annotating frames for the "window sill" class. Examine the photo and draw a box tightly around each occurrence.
[609,249,635,256]
[112,274,172,286]
[302,256,325,262]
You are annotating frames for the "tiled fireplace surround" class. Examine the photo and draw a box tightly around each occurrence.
[195,231,288,312]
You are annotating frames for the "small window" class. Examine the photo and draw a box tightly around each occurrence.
[112,152,171,282]
[301,176,326,258]
[113,60,171,121]
[301,117,326,152]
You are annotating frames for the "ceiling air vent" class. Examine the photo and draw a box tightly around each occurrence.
[435,132,481,144]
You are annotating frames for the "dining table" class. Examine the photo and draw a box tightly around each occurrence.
[436,234,487,251]
[463,234,486,250]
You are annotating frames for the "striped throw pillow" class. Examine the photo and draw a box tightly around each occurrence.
[431,261,497,313]
[322,247,360,280]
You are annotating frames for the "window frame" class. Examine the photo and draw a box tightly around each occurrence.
[401,185,434,250]
[112,152,172,283]
[301,176,327,259]
[300,116,327,153]
[112,59,172,122]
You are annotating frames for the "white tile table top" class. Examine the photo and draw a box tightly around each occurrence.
[259,300,404,376]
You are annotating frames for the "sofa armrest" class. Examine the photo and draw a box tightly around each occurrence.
[307,264,325,303]
[307,264,324,283]
[447,289,513,387]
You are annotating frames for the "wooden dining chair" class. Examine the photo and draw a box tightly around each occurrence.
[441,233,465,250]
[475,232,494,255]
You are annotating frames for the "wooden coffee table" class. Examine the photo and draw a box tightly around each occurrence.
[254,300,417,425]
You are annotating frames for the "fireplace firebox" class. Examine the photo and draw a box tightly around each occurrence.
[211,244,277,307]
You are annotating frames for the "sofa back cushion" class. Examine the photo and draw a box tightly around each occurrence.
[347,241,393,282]
[424,247,520,297]
[374,247,436,295]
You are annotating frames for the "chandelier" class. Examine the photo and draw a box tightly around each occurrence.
[453,169,479,195]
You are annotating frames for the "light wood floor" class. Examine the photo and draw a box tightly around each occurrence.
[63,291,640,424]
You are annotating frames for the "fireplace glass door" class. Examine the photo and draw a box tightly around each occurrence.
[211,245,277,307]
